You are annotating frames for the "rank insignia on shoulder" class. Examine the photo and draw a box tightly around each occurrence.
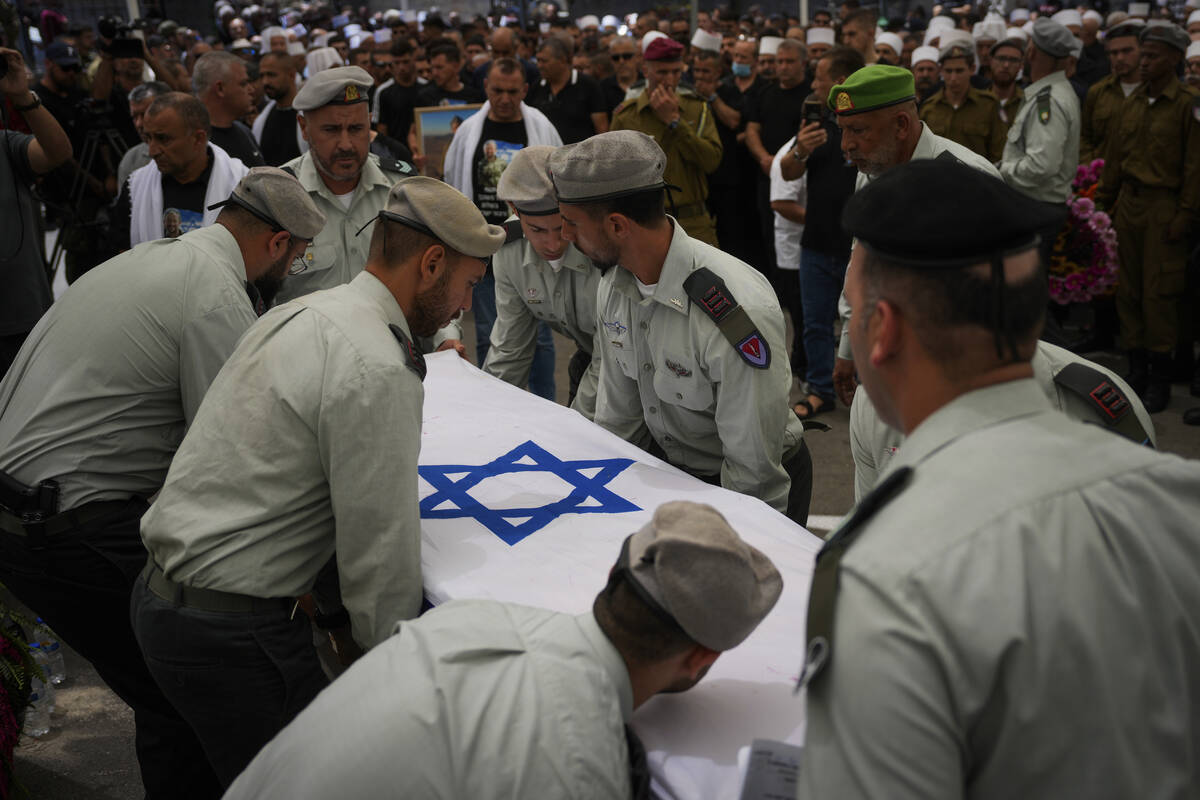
[388,323,426,381]
[503,219,524,244]
[380,158,415,175]
[682,268,772,370]
[1036,88,1052,125]
[665,358,692,377]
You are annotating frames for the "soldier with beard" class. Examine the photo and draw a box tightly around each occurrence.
[0,168,323,800]
[131,177,505,790]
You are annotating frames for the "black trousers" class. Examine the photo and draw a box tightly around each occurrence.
[130,577,328,788]
[0,499,223,800]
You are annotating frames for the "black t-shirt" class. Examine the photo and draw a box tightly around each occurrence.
[526,70,607,144]
[708,81,745,188]
[599,75,630,114]
[416,83,486,108]
[34,84,87,151]
[112,148,215,252]
[378,82,421,140]
[34,84,93,210]
[746,81,812,156]
[799,106,857,261]
[259,105,301,166]
[210,121,265,167]
[473,118,527,224]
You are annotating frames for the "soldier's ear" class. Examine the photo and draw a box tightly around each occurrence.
[417,242,447,288]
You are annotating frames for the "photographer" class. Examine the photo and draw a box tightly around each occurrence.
[0,47,72,376]
[91,22,189,149]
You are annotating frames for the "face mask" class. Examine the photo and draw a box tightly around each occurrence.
[731,62,752,77]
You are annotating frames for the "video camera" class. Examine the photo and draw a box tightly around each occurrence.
[97,16,150,59]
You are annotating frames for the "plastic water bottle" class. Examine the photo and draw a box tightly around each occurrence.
[25,672,51,737]
[29,643,56,715]
[34,619,66,685]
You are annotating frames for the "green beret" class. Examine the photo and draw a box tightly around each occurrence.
[827,64,916,116]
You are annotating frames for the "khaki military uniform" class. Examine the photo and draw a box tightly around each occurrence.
[275,152,412,304]
[796,379,1200,799]
[0,224,259,509]
[848,340,1156,501]
[610,89,723,247]
[1080,73,1134,164]
[140,270,425,649]
[483,232,603,420]
[224,603,633,800]
[996,86,1024,135]
[918,86,1007,162]
[593,219,804,516]
[999,72,1081,203]
[1097,77,1200,355]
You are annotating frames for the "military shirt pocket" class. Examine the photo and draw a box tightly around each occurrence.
[652,356,713,412]
[299,240,338,275]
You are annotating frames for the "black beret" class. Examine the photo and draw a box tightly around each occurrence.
[842,158,1065,268]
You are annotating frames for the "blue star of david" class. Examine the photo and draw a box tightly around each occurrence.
[419,440,641,545]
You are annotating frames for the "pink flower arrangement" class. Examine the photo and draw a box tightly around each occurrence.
[1049,160,1120,305]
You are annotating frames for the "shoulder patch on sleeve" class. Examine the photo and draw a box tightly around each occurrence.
[389,323,427,381]
[681,267,771,369]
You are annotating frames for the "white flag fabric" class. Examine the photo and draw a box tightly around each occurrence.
[418,352,822,800]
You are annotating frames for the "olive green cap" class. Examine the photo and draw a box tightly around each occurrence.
[827,64,916,116]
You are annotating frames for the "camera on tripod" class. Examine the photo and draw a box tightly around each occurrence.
[97,16,150,59]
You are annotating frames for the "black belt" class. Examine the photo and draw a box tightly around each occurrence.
[0,500,134,539]
[141,559,295,615]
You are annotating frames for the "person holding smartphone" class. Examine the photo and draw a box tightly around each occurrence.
[778,46,863,420]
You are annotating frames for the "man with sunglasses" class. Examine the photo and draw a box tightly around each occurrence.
[0,168,323,800]
[223,501,782,800]
[132,177,504,789]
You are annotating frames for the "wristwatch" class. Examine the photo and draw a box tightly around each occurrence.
[13,93,42,113]
[668,116,680,130]
[791,147,808,162]
[707,93,718,103]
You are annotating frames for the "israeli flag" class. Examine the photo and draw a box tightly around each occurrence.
[418,353,822,800]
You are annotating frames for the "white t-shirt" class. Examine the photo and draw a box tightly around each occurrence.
[769,138,807,271]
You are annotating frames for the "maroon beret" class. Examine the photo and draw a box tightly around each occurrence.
[643,36,685,62]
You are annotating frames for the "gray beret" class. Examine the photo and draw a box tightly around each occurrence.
[624,501,783,652]
[294,65,373,111]
[549,130,667,204]
[1031,16,1079,58]
[376,176,506,258]
[209,166,326,239]
[496,145,559,215]
[1138,21,1190,53]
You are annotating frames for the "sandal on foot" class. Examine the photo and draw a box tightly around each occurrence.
[793,395,833,420]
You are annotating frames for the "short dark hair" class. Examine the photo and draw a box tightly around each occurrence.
[843,8,877,30]
[368,217,439,268]
[858,248,1046,371]
[488,56,527,82]
[465,33,486,48]
[146,91,211,135]
[428,42,461,63]
[259,51,294,71]
[579,188,665,227]
[537,35,572,62]
[390,38,415,58]
[593,575,699,665]
[822,45,866,82]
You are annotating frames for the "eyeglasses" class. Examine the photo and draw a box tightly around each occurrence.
[611,52,636,60]
[207,194,310,274]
